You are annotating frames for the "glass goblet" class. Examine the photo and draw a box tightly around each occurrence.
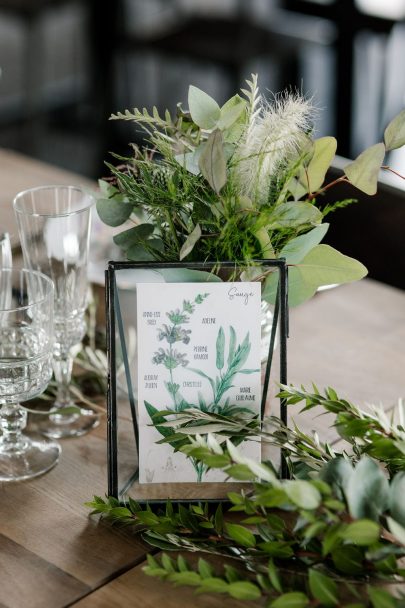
[0,269,60,481]
[13,185,99,439]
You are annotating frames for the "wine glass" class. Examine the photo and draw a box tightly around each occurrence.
[0,269,60,481]
[13,185,99,438]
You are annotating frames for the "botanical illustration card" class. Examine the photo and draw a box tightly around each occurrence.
[136,282,262,483]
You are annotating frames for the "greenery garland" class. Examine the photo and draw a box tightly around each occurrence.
[87,385,405,607]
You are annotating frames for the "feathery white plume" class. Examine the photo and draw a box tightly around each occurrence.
[232,89,314,205]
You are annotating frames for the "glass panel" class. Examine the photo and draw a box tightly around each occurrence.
[111,263,284,501]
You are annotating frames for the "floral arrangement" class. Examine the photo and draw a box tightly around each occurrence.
[96,74,405,305]
[89,77,405,606]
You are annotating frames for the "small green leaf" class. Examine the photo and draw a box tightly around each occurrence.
[268,558,283,593]
[199,129,227,193]
[161,553,175,572]
[188,85,221,129]
[270,591,309,607]
[300,136,337,192]
[224,565,240,583]
[135,510,160,526]
[168,571,201,587]
[346,457,389,521]
[279,223,329,265]
[227,581,261,601]
[197,577,229,594]
[368,586,397,608]
[198,558,214,579]
[344,143,385,195]
[214,503,224,534]
[266,201,323,230]
[179,223,201,261]
[113,223,154,249]
[285,480,321,510]
[341,520,380,546]
[264,244,367,307]
[225,464,256,480]
[308,569,339,606]
[177,555,189,572]
[216,326,225,370]
[96,198,132,227]
[225,523,256,547]
[389,472,405,526]
[218,95,246,130]
[331,545,364,575]
[384,108,405,150]
[387,516,405,546]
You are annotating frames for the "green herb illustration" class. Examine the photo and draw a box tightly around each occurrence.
[190,326,259,414]
[144,293,259,482]
[145,293,209,481]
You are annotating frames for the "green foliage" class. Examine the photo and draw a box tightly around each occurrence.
[87,473,405,605]
[96,76,405,306]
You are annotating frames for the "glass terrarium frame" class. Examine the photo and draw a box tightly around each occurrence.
[105,259,289,502]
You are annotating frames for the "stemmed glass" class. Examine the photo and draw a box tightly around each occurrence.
[13,185,99,438]
[0,269,60,481]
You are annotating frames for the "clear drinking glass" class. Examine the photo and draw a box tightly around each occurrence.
[13,185,99,438]
[0,269,60,481]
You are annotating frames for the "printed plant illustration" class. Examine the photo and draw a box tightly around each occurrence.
[144,293,259,482]
[190,326,259,415]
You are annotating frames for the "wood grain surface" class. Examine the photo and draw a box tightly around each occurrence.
[1,149,405,607]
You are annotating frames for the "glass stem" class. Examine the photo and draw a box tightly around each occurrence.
[53,354,74,409]
[0,403,29,453]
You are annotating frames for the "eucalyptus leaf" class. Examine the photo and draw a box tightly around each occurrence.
[188,85,221,129]
[287,177,307,201]
[266,201,323,230]
[344,143,385,195]
[96,198,133,227]
[300,137,337,192]
[174,146,204,175]
[179,223,202,260]
[199,129,227,193]
[346,457,389,521]
[384,109,405,151]
[113,224,155,249]
[217,95,246,130]
[126,245,156,261]
[279,224,329,265]
[388,472,405,526]
[263,244,367,306]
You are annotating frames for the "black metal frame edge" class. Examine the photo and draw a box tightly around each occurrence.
[106,259,289,499]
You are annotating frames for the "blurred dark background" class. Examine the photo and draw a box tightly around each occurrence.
[1,0,404,286]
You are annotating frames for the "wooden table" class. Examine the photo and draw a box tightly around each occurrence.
[1,149,405,608]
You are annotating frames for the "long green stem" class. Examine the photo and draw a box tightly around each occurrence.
[165,209,180,251]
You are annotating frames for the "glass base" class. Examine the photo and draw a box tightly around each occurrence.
[35,405,100,439]
[0,435,61,482]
